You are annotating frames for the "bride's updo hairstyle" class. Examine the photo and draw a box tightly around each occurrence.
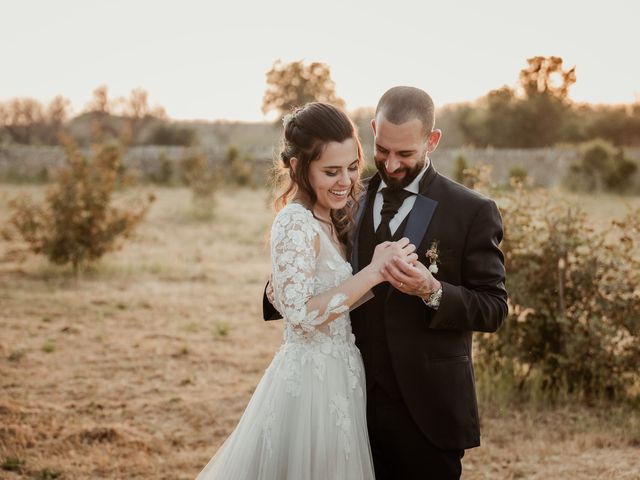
[275,102,364,249]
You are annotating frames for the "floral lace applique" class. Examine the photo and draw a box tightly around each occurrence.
[261,408,276,459]
[271,204,350,341]
[270,204,364,402]
[329,394,352,460]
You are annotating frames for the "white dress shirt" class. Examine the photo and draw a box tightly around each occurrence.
[373,161,430,235]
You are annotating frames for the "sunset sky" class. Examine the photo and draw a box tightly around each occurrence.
[2,0,638,121]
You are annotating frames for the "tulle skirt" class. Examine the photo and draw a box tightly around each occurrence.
[196,341,375,479]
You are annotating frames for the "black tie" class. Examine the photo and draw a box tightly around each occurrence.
[376,187,413,242]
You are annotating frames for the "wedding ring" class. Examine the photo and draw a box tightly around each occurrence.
[398,282,404,288]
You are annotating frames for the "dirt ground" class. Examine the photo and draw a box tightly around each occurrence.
[1,186,639,479]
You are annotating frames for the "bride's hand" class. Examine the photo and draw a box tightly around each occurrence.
[370,238,418,278]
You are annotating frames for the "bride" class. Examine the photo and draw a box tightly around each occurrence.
[196,102,417,480]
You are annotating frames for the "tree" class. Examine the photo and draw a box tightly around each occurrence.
[9,137,154,275]
[179,151,218,219]
[0,96,71,145]
[43,95,71,144]
[512,56,577,147]
[0,98,45,144]
[82,86,168,145]
[457,56,577,147]
[85,85,112,115]
[121,87,167,145]
[518,56,576,101]
[262,60,345,118]
[480,87,517,147]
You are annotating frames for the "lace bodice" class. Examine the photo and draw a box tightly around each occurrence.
[270,203,355,347]
[195,202,372,479]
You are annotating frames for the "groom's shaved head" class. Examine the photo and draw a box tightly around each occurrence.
[375,86,435,136]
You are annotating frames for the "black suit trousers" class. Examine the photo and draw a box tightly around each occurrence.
[367,385,464,480]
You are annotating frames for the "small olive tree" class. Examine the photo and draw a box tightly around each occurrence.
[9,138,154,274]
[225,146,255,187]
[179,152,218,219]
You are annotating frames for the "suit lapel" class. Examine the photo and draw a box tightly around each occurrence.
[352,163,439,278]
[387,162,439,298]
[351,174,380,273]
[402,194,438,251]
[402,161,439,253]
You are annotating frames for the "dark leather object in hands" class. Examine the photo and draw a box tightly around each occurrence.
[262,282,282,321]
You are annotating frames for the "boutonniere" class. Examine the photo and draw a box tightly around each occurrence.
[425,240,440,274]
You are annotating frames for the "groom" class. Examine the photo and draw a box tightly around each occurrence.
[264,86,507,479]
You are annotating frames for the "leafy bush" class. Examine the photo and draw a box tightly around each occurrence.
[8,139,154,274]
[1,456,25,472]
[450,156,493,190]
[145,123,197,146]
[476,185,640,403]
[180,154,204,186]
[225,145,255,187]
[461,163,492,190]
[453,154,469,184]
[149,153,175,185]
[508,165,528,184]
[565,140,638,193]
[179,152,218,219]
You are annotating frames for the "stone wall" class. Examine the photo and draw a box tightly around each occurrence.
[1,144,639,187]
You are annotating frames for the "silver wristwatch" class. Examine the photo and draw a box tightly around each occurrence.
[423,285,443,310]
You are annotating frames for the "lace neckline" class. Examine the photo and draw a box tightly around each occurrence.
[287,202,348,263]
[317,223,348,262]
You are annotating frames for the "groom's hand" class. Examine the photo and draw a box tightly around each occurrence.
[381,257,440,298]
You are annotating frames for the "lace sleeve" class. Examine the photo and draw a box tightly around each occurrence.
[270,206,348,335]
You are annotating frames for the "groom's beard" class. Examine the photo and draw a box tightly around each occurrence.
[375,154,426,189]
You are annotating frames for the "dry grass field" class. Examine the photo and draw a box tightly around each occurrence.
[1,185,639,479]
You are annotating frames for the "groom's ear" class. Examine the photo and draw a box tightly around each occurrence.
[427,129,442,153]
[370,118,377,135]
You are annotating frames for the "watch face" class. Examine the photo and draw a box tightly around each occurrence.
[428,287,442,308]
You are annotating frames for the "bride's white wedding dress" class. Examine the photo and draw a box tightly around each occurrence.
[196,203,375,480]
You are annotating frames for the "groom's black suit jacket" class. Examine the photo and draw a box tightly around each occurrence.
[263,163,508,451]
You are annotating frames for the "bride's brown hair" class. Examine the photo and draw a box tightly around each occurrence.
[274,102,364,252]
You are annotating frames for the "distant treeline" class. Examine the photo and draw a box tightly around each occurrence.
[436,93,640,148]
[0,86,196,148]
[1,57,639,149]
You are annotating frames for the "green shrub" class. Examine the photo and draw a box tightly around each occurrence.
[453,154,469,184]
[35,468,62,479]
[215,322,230,337]
[145,123,196,146]
[565,139,638,192]
[225,145,255,187]
[8,349,25,362]
[1,456,25,472]
[476,185,640,403]
[179,152,218,219]
[42,341,56,353]
[508,165,528,184]
[179,154,204,186]
[8,139,154,275]
[450,157,493,190]
[461,163,492,190]
[149,153,175,185]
